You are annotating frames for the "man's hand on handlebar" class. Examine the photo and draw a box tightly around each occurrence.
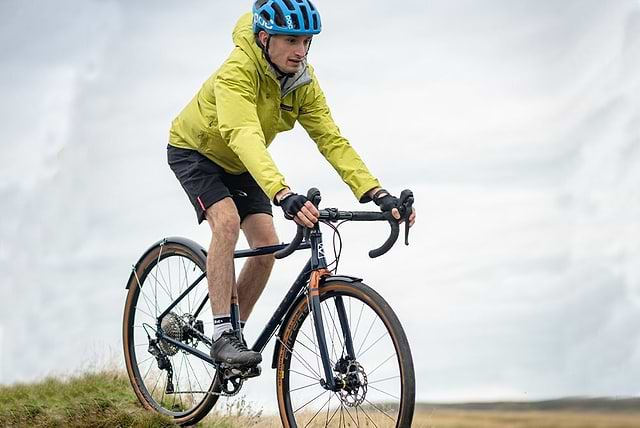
[371,188,416,227]
[275,189,320,228]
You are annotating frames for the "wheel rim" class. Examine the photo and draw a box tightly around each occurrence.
[127,250,217,416]
[283,289,406,427]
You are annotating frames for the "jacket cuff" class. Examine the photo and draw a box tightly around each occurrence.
[355,180,382,203]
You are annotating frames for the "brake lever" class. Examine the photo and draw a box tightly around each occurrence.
[398,189,414,246]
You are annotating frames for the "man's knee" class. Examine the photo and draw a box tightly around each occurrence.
[242,214,279,248]
[252,227,279,248]
[205,198,241,242]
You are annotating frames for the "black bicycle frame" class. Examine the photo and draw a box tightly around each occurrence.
[154,230,353,390]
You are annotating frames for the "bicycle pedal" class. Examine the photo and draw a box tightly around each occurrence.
[227,364,261,379]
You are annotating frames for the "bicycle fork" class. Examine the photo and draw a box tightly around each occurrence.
[308,232,356,391]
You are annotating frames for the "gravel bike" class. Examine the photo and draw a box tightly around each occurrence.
[122,188,416,426]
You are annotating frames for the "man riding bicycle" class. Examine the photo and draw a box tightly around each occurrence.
[167,0,416,367]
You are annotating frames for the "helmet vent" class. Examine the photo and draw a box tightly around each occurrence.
[307,0,316,11]
[255,0,269,8]
[291,14,300,30]
[312,14,318,30]
[272,2,286,27]
[282,0,295,11]
[300,5,309,29]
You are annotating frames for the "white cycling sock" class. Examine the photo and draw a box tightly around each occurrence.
[213,314,232,341]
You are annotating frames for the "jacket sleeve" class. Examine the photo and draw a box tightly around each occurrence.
[297,76,381,202]
[214,60,288,201]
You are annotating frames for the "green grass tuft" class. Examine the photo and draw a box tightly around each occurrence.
[0,371,176,427]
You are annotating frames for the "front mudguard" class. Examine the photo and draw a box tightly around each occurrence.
[271,274,362,369]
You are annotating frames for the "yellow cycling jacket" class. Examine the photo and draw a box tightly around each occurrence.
[169,13,380,202]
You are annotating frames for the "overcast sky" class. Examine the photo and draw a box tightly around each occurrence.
[1,0,640,411]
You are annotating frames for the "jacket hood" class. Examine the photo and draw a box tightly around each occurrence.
[232,13,265,69]
[232,12,312,94]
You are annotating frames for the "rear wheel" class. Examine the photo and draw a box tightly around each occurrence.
[276,281,415,427]
[123,240,219,426]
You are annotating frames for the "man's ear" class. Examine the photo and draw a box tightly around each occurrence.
[258,30,269,48]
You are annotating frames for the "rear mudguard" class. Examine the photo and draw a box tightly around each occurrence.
[125,236,207,289]
[271,275,362,369]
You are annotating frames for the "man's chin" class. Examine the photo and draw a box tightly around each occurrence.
[283,62,302,74]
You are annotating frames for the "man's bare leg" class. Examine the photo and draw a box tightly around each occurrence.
[205,198,262,366]
[204,198,240,316]
[236,213,279,321]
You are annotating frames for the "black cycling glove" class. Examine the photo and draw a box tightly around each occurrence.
[372,189,399,213]
[278,193,309,220]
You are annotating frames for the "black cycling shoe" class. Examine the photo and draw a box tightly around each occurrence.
[210,330,262,367]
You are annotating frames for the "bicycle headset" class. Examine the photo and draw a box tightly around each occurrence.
[252,0,322,78]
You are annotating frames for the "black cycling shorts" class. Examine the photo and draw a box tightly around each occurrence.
[167,145,273,224]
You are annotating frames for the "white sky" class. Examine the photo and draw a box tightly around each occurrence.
[1,0,640,411]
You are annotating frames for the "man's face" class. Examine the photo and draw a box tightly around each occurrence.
[261,32,312,74]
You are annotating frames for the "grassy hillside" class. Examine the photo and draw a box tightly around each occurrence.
[1,371,639,427]
[0,371,262,428]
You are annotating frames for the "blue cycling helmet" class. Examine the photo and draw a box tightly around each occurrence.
[253,0,322,35]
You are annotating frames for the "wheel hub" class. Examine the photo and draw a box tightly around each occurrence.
[335,360,367,407]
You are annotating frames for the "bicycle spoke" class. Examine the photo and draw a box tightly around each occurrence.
[135,285,157,318]
[279,337,322,380]
[303,394,332,427]
[359,403,380,428]
[179,257,191,313]
[326,400,340,425]
[367,374,400,385]
[148,270,174,304]
[140,357,155,382]
[363,397,396,423]
[290,381,319,393]
[290,369,321,382]
[133,304,154,320]
[305,299,324,382]
[298,326,337,368]
[325,300,346,352]
[172,353,186,411]
[342,404,358,426]
[358,331,388,360]
[325,392,333,426]
[185,354,206,400]
[351,302,365,346]
[356,314,378,357]
[322,303,339,365]
[368,384,400,401]
[294,389,329,414]
[368,353,396,377]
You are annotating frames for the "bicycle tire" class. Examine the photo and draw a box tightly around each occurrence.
[275,280,415,427]
[123,240,219,426]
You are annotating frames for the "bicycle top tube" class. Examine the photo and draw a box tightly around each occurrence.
[233,241,311,259]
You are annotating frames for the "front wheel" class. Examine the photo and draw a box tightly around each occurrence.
[275,281,415,427]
